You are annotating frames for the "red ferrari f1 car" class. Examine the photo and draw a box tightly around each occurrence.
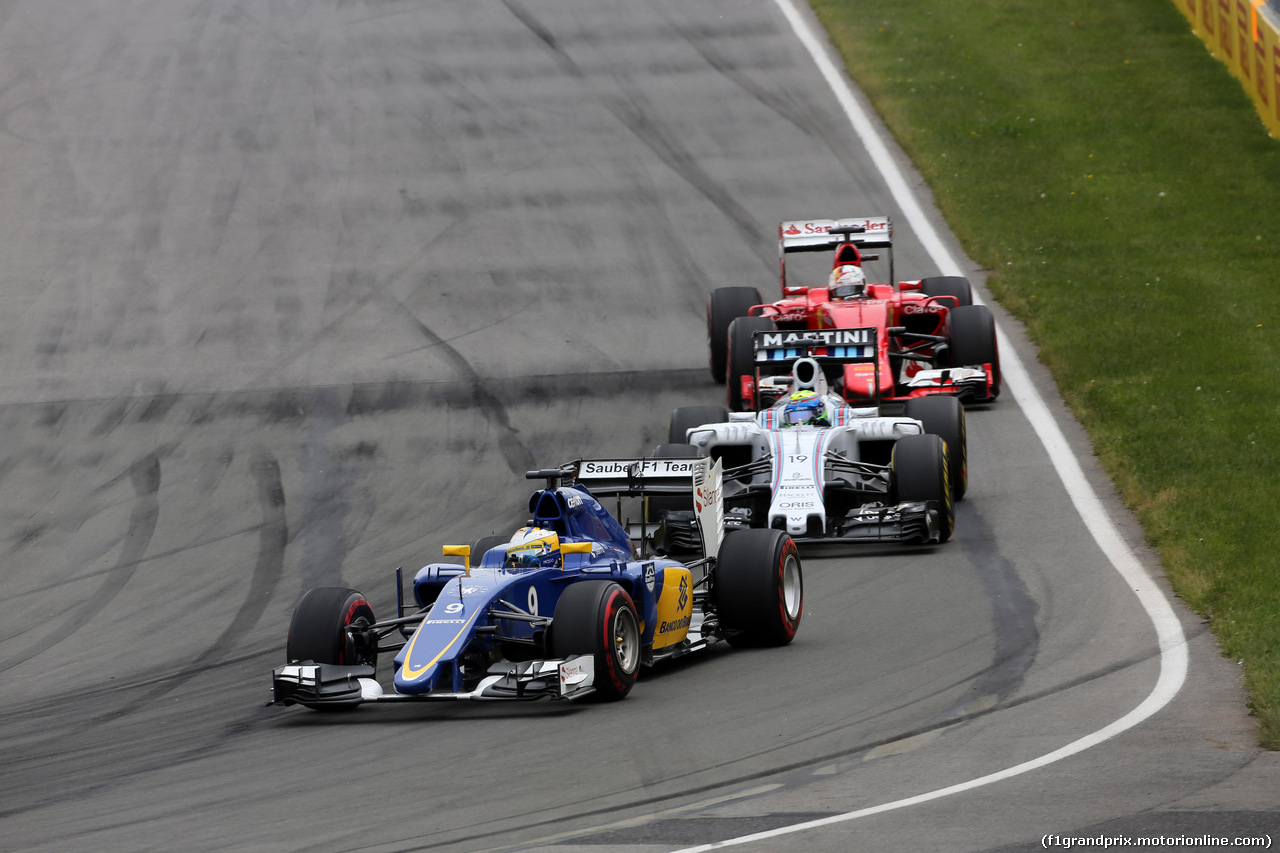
[707,216,1001,411]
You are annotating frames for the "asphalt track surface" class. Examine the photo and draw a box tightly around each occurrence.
[0,3,1275,852]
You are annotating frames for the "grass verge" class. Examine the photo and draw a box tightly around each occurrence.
[808,0,1280,746]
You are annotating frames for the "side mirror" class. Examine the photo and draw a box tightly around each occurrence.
[442,544,472,574]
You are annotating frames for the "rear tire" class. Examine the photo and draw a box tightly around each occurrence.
[714,529,802,647]
[708,286,763,383]
[287,587,378,668]
[646,443,703,519]
[920,276,973,307]
[472,535,509,566]
[668,405,729,445]
[892,434,954,542]
[548,581,640,701]
[903,396,968,501]
[949,304,1001,398]
[726,315,777,412]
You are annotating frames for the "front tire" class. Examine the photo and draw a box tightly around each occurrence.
[920,276,973,307]
[714,529,802,647]
[549,581,641,701]
[287,587,378,668]
[726,315,777,412]
[949,304,1001,398]
[903,395,968,501]
[892,434,954,542]
[708,286,763,383]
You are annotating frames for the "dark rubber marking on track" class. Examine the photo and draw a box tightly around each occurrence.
[0,454,160,673]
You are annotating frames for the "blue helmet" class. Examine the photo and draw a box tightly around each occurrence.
[783,390,826,426]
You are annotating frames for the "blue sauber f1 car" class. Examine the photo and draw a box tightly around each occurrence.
[271,457,802,709]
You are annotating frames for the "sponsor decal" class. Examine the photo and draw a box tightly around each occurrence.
[460,586,483,596]
[658,615,692,634]
[677,574,689,611]
[579,459,697,478]
[771,310,808,323]
[426,618,468,625]
[694,483,721,513]
[777,501,816,509]
[783,219,888,236]
[761,329,871,348]
[644,563,656,593]
[901,303,944,315]
[527,587,538,616]
[566,494,582,509]
[560,663,583,682]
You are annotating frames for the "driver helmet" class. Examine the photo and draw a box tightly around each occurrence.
[503,526,561,569]
[829,265,866,301]
[782,389,827,427]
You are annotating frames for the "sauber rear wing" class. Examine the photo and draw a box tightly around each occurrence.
[778,216,894,293]
[573,457,724,559]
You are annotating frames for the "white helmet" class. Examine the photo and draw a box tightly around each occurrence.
[829,265,866,300]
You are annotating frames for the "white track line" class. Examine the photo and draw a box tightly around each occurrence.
[668,3,1190,850]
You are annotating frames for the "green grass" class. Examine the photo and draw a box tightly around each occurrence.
[808,0,1280,746]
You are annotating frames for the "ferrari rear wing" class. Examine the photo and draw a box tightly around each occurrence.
[778,217,893,253]
[778,216,894,294]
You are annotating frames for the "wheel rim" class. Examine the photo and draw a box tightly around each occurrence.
[612,606,641,674]
[780,554,802,620]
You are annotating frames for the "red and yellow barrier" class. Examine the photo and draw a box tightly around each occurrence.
[1172,0,1280,136]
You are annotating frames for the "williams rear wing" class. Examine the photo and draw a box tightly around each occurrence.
[754,327,878,366]
[750,327,882,410]
[573,457,724,559]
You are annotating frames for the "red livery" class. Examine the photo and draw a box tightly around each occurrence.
[706,216,1001,411]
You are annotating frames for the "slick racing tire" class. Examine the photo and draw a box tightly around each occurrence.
[549,581,641,701]
[646,443,703,519]
[919,275,973,307]
[948,304,1001,398]
[726,315,777,412]
[287,587,378,668]
[714,529,802,648]
[891,434,954,543]
[903,395,968,501]
[667,405,729,445]
[708,286,763,383]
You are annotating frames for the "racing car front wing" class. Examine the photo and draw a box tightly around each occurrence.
[271,655,597,709]
[824,499,943,544]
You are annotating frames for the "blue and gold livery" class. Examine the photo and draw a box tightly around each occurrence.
[271,457,803,710]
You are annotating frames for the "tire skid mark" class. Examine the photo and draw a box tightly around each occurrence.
[382,288,536,476]
[100,448,288,720]
[929,500,1040,723]
[0,454,160,675]
[0,449,288,786]
[501,0,772,268]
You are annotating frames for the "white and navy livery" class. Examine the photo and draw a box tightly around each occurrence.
[271,458,802,711]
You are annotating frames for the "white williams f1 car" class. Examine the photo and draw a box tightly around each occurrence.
[663,327,966,545]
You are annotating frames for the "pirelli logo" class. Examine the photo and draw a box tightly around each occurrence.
[760,329,872,347]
